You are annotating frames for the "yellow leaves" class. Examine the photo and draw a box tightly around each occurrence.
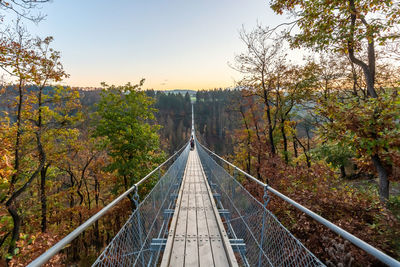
[0,123,14,190]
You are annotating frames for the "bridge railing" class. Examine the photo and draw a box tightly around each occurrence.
[196,140,324,267]
[28,143,190,267]
[196,140,400,267]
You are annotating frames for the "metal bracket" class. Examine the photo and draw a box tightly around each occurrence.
[233,167,238,180]
[150,238,167,252]
[170,193,179,201]
[132,185,140,210]
[163,209,174,219]
[213,192,221,202]
[230,239,246,253]
[263,185,270,207]
[210,183,217,190]
[173,183,180,190]
[218,209,231,220]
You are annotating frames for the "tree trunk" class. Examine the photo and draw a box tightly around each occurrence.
[4,83,24,256]
[7,204,21,256]
[94,174,99,208]
[9,82,24,193]
[281,121,288,164]
[348,0,378,98]
[37,87,48,233]
[295,136,311,168]
[123,174,129,191]
[4,86,44,255]
[348,0,391,202]
[247,147,251,174]
[250,106,262,180]
[69,172,75,208]
[264,92,276,155]
[340,165,346,178]
[94,220,101,250]
[371,154,389,202]
[293,139,298,158]
[239,107,252,174]
[0,232,10,250]
[257,153,261,181]
[40,164,50,233]
[5,166,42,256]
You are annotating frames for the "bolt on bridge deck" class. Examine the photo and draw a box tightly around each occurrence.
[161,148,238,267]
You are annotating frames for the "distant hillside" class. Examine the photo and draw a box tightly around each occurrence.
[165,89,197,96]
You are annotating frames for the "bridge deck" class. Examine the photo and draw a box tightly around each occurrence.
[161,148,238,267]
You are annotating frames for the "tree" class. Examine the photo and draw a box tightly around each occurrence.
[317,92,400,189]
[0,20,81,258]
[273,62,317,164]
[29,36,83,233]
[312,142,355,178]
[270,0,399,97]
[0,22,40,257]
[24,84,81,233]
[0,0,50,23]
[93,81,164,197]
[232,25,283,155]
[269,0,400,202]
[154,91,192,153]
[0,118,13,251]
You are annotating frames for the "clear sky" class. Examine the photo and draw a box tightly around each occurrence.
[27,0,287,90]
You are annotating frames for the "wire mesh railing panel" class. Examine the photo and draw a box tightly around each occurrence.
[92,145,190,267]
[196,141,325,267]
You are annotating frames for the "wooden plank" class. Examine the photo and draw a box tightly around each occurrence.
[161,149,239,267]
[160,151,190,267]
[198,152,239,267]
[195,173,214,267]
[185,179,199,266]
[168,159,190,267]
[201,182,229,267]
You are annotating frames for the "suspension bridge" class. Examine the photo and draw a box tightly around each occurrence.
[28,107,400,267]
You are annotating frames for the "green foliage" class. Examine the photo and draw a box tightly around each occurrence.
[270,0,400,52]
[317,91,400,163]
[389,193,400,221]
[94,80,164,190]
[312,141,355,170]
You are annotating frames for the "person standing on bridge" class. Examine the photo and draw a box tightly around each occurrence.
[190,136,194,150]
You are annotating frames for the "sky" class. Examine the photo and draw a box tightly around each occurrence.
[25,0,288,90]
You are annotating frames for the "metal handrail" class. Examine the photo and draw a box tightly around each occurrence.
[197,141,400,267]
[27,142,189,267]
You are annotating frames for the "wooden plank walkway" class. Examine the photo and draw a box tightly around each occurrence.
[161,148,238,267]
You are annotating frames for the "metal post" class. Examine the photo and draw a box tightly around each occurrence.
[133,185,145,267]
[232,167,238,200]
[258,184,269,267]
[153,168,161,209]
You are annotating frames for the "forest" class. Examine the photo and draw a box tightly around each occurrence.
[0,0,399,266]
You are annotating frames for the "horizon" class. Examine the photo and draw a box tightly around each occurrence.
[23,0,289,90]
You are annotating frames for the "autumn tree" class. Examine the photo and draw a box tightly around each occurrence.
[24,86,81,233]
[232,25,285,155]
[0,119,13,251]
[0,20,81,259]
[27,36,83,233]
[269,0,400,202]
[0,22,40,257]
[0,0,50,23]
